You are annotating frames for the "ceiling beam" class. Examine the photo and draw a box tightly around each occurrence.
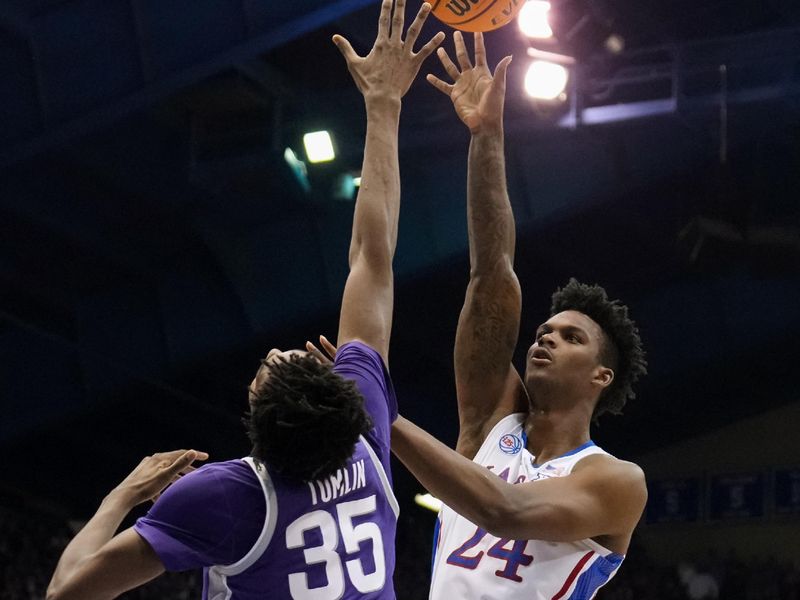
[0,0,375,170]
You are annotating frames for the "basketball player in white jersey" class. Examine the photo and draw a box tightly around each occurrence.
[390,32,649,599]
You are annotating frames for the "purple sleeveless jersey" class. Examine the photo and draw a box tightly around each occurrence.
[135,342,399,599]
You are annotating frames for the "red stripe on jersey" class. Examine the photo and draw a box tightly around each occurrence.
[551,550,595,600]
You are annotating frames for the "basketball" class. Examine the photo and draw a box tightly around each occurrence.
[429,0,525,32]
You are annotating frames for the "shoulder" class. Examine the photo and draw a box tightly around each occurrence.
[482,412,527,440]
[573,454,647,504]
[334,340,387,373]
[146,459,262,520]
[334,339,396,416]
[134,459,266,570]
[457,373,528,458]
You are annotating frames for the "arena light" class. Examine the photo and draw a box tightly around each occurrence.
[414,493,443,513]
[333,173,358,201]
[283,147,311,192]
[518,1,553,39]
[524,60,569,100]
[303,130,335,163]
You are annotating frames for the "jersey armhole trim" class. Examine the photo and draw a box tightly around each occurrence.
[359,435,400,518]
[214,457,279,576]
[473,412,527,464]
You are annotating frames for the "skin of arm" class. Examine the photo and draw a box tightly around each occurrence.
[392,416,647,544]
[427,32,524,457]
[333,0,444,365]
[46,449,206,600]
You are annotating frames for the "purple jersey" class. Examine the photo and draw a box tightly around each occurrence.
[135,341,399,599]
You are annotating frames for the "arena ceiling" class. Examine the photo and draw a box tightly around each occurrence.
[1,0,799,515]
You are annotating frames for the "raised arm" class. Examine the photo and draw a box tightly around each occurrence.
[334,0,443,364]
[392,416,646,549]
[46,450,206,600]
[427,32,524,457]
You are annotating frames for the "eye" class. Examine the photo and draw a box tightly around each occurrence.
[566,333,581,343]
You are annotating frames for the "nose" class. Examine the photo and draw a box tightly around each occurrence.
[266,348,281,360]
[537,332,556,348]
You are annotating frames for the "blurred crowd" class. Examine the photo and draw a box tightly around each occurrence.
[601,541,800,600]
[0,503,200,599]
[2,500,798,600]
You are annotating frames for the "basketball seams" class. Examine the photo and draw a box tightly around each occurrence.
[431,0,523,32]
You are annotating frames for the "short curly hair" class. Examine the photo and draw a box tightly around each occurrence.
[551,279,647,419]
[245,354,372,482]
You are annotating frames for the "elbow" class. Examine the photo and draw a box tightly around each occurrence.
[468,255,515,280]
[477,489,539,540]
[46,584,62,600]
[348,239,394,271]
[473,502,505,536]
[46,580,75,600]
[482,498,561,541]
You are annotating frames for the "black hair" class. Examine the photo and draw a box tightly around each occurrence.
[550,278,647,419]
[245,354,372,482]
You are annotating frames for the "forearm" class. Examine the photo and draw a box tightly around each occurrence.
[466,128,515,274]
[392,415,521,535]
[48,490,133,595]
[452,125,522,434]
[349,96,402,265]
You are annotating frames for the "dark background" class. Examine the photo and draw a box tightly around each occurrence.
[1,0,799,596]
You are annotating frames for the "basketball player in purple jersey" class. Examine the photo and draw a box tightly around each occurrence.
[388,33,650,598]
[45,2,445,599]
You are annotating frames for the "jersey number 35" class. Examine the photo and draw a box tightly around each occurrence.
[286,495,386,599]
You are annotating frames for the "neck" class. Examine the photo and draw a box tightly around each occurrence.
[524,390,594,464]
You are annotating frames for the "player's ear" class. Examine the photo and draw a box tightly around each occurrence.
[592,366,614,390]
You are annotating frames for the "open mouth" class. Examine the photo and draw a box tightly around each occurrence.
[531,347,552,363]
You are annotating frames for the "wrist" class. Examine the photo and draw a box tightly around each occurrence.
[364,93,402,115]
[104,486,139,511]
[471,123,504,140]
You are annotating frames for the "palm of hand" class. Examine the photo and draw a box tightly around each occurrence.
[450,67,498,131]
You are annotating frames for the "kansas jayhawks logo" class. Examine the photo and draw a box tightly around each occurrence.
[499,433,523,455]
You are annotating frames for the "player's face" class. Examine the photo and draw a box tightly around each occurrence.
[524,310,611,396]
[247,348,314,405]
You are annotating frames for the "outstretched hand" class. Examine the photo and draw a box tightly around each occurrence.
[112,449,208,506]
[427,31,512,133]
[333,0,445,101]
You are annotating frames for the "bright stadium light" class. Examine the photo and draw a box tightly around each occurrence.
[303,130,335,163]
[524,60,569,100]
[414,493,443,513]
[518,1,553,39]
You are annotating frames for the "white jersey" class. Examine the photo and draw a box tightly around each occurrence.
[430,413,624,600]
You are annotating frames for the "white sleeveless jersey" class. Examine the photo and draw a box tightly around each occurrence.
[429,413,624,600]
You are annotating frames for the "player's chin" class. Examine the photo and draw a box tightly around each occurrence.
[524,365,550,386]
[526,358,552,374]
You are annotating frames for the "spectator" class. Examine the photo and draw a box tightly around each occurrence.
[678,561,719,600]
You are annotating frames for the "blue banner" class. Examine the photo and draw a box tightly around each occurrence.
[774,468,800,515]
[708,472,765,520]
[646,477,701,524]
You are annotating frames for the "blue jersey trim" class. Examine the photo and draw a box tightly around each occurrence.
[532,440,596,467]
[431,516,442,574]
[566,552,624,600]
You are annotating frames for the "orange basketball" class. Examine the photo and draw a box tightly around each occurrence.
[429,0,525,32]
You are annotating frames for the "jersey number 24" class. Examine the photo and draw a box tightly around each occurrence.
[447,526,533,582]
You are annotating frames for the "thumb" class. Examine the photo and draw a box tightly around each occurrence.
[332,34,359,63]
[493,55,512,89]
